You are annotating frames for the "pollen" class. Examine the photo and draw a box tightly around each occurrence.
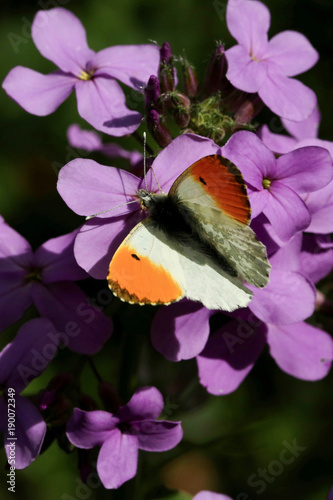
[78,69,95,81]
[25,268,42,281]
[262,177,271,189]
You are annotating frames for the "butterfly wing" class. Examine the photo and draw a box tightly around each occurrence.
[107,217,252,311]
[169,155,271,288]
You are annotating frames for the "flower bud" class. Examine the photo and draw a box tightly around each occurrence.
[159,41,176,92]
[164,92,191,128]
[147,109,173,148]
[203,42,231,96]
[160,41,172,64]
[234,94,264,123]
[182,59,198,98]
[145,75,162,112]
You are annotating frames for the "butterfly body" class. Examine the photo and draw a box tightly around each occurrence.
[108,155,271,311]
[136,189,238,277]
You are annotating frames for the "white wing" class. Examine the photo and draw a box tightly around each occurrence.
[108,218,252,311]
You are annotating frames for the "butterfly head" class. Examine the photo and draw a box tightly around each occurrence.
[137,189,156,211]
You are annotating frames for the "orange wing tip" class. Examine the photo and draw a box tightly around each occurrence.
[189,155,251,225]
[108,245,184,306]
[109,280,182,306]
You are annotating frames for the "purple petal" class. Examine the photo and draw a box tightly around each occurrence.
[93,44,160,90]
[131,420,182,451]
[74,212,143,279]
[0,216,34,328]
[259,125,298,155]
[67,123,103,150]
[267,30,318,77]
[227,0,270,56]
[2,67,75,116]
[97,429,138,489]
[250,213,281,257]
[282,107,321,140]
[268,233,302,272]
[222,130,277,189]
[4,395,46,469]
[66,408,119,448]
[57,158,141,218]
[148,133,220,193]
[32,8,95,75]
[225,45,268,92]
[304,181,333,233]
[248,189,270,219]
[249,269,315,325]
[31,281,112,354]
[194,492,233,500]
[0,276,33,331]
[0,318,57,392]
[258,68,317,121]
[151,301,212,361]
[0,217,32,270]
[275,146,333,194]
[295,137,333,158]
[197,319,267,395]
[267,322,333,380]
[75,78,142,136]
[67,124,142,166]
[299,234,333,284]
[263,182,311,241]
[34,230,88,283]
[117,387,164,422]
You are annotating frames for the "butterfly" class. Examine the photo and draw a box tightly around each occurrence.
[107,155,271,311]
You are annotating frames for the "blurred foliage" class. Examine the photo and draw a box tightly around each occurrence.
[0,0,333,499]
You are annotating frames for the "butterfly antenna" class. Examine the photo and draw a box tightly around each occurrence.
[85,199,138,220]
[143,131,164,193]
[143,131,148,191]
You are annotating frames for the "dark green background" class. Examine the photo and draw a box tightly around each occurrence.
[1,0,332,499]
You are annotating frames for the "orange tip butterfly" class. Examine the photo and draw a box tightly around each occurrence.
[107,154,271,311]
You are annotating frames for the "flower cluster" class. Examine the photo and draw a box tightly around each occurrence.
[1,0,332,497]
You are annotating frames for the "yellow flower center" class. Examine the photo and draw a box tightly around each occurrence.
[78,69,95,81]
[25,268,42,281]
[262,178,271,189]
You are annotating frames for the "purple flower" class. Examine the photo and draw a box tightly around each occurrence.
[197,235,333,394]
[66,387,183,489]
[2,8,159,136]
[57,133,220,278]
[221,131,333,241]
[193,492,233,500]
[299,233,333,284]
[259,107,333,157]
[197,311,333,395]
[152,225,333,393]
[151,301,213,362]
[225,0,318,121]
[253,213,333,284]
[0,217,112,354]
[67,124,143,168]
[0,318,57,468]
